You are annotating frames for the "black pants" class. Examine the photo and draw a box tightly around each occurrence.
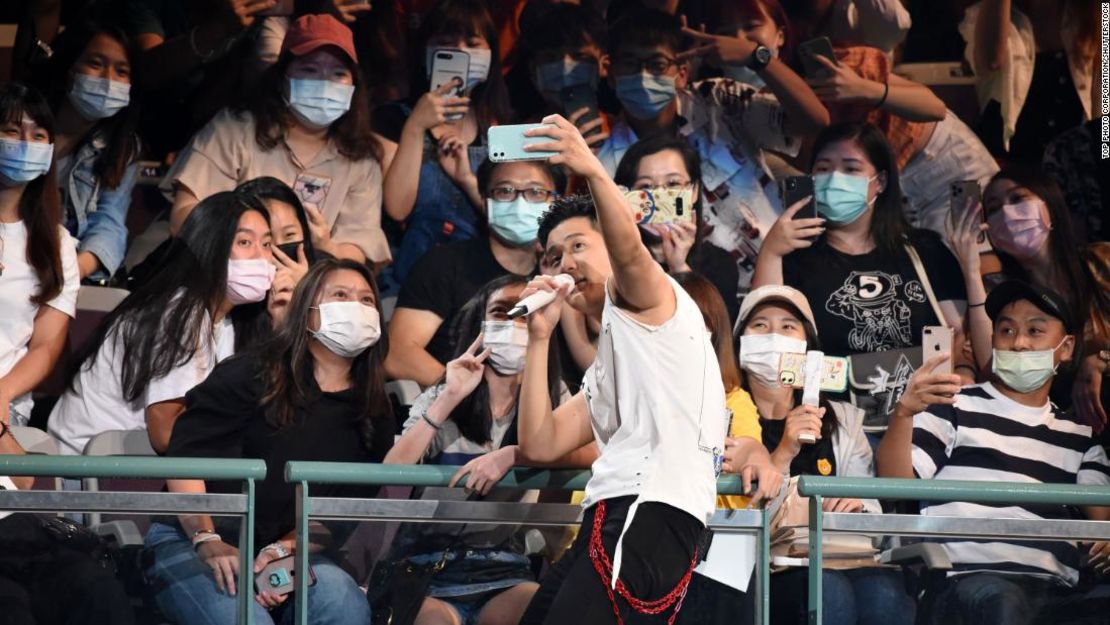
[0,515,135,625]
[521,496,704,625]
[921,572,1110,625]
[674,571,755,625]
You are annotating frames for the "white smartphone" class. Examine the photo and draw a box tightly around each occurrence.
[429,49,469,120]
[922,326,954,375]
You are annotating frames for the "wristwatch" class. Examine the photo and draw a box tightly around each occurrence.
[262,542,292,559]
[748,45,773,72]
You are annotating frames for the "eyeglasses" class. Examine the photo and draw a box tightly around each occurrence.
[611,55,680,76]
[489,186,556,203]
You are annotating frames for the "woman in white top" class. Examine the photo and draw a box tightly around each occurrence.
[0,83,80,427]
[512,115,779,625]
[733,285,913,625]
[48,190,274,454]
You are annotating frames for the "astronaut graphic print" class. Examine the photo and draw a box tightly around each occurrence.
[824,270,929,352]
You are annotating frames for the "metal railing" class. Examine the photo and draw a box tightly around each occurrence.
[284,462,771,625]
[797,476,1110,625]
[0,455,265,625]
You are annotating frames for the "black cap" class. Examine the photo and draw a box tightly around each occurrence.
[985,280,1074,333]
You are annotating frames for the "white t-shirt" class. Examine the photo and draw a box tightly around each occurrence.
[48,303,236,455]
[0,221,80,424]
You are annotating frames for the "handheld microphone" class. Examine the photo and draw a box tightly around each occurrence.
[507,274,575,319]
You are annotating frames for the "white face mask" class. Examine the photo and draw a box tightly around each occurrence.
[68,74,131,121]
[739,333,807,388]
[311,301,382,358]
[482,320,528,374]
[991,337,1068,394]
[285,78,355,129]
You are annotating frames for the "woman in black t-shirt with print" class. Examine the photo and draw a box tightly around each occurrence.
[144,258,394,625]
[753,123,968,365]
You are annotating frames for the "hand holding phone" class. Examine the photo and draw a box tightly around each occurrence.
[921,326,954,375]
[798,37,838,80]
[254,555,316,598]
[781,176,816,221]
[625,187,695,226]
[488,124,560,162]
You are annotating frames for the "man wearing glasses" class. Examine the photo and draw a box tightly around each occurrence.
[597,8,829,300]
[385,159,566,386]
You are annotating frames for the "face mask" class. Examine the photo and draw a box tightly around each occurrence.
[739,333,807,388]
[286,78,355,129]
[482,320,529,374]
[615,73,676,120]
[991,337,1067,393]
[276,241,304,260]
[534,59,599,98]
[987,200,1050,259]
[814,172,877,224]
[486,197,548,245]
[312,301,382,358]
[226,258,275,305]
[463,47,492,91]
[0,138,53,186]
[68,73,130,121]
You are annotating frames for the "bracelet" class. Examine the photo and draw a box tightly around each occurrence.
[192,532,221,549]
[968,302,985,308]
[422,412,442,430]
[874,81,889,110]
[262,542,292,559]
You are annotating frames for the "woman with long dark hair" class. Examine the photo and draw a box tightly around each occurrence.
[32,20,142,281]
[48,190,274,455]
[734,285,914,625]
[949,165,1109,429]
[383,274,592,625]
[0,82,79,428]
[167,13,389,266]
[145,258,392,625]
[754,122,967,360]
[377,0,513,288]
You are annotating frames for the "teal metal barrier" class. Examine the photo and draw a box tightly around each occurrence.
[286,462,770,625]
[0,455,265,625]
[797,476,1110,625]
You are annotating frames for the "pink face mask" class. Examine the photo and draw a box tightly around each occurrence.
[226,258,275,305]
[987,199,1051,259]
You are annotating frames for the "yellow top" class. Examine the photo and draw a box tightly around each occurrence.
[717,387,764,510]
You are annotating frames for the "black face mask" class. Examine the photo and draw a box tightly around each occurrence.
[276,241,304,260]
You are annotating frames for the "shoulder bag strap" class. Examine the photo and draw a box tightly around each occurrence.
[904,243,948,327]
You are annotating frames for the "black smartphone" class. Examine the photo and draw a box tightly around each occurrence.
[798,37,838,80]
[560,84,602,139]
[781,175,816,219]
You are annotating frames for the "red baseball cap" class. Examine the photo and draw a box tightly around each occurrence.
[282,14,358,65]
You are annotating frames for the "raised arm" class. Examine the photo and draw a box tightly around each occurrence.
[516,276,595,463]
[946,202,993,371]
[381,84,470,222]
[808,56,946,123]
[526,116,674,319]
[876,355,961,478]
[973,0,1010,73]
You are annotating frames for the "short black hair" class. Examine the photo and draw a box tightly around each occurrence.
[519,3,608,57]
[538,194,599,247]
[608,8,683,58]
[476,158,568,197]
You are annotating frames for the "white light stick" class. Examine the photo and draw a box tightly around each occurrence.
[507,274,575,319]
[799,350,824,444]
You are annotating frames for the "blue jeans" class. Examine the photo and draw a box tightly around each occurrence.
[144,522,370,625]
[770,567,915,625]
[925,572,1110,625]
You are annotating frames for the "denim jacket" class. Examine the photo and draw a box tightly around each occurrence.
[62,131,139,278]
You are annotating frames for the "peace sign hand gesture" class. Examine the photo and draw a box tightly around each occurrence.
[676,16,758,68]
[443,334,492,401]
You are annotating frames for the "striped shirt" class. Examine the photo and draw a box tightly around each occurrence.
[911,382,1110,586]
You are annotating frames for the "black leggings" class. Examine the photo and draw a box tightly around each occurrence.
[521,497,704,625]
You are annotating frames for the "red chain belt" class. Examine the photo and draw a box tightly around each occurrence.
[587,500,699,625]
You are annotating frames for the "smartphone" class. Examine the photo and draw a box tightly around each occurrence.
[798,37,838,79]
[781,175,816,219]
[922,326,954,375]
[429,49,470,121]
[254,555,317,597]
[624,187,695,226]
[560,85,602,139]
[948,180,993,254]
[488,124,559,162]
[258,0,294,16]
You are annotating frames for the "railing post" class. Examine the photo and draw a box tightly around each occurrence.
[759,507,770,625]
[295,481,311,625]
[240,478,256,625]
[808,494,823,625]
